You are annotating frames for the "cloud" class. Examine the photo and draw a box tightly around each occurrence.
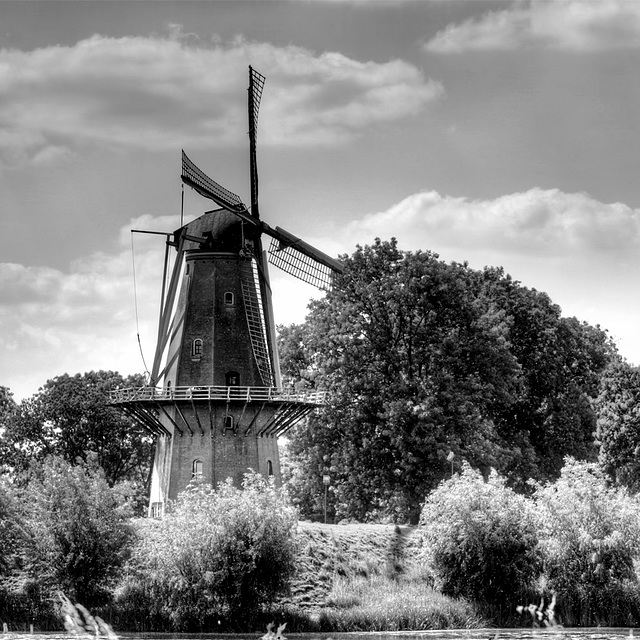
[426,0,640,53]
[0,215,166,400]
[336,188,640,261]
[0,34,442,166]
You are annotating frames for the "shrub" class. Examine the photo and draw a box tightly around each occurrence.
[118,473,297,630]
[24,456,135,607]
[533,457,640,625]
[418,463,540,607]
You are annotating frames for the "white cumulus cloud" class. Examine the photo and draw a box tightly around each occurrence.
[0,34,442,166]
[426,0,640,53]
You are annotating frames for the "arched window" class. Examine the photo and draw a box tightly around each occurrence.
[267,460,274,476]
[224,291,235,306]
[192,459,203,480]
[191,338,203,360]
[226,371,240,386]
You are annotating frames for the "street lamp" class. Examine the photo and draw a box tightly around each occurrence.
[447,451,455,477]
[322,474,331,523]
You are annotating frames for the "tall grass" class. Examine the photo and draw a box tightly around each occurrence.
[316,574,486,631]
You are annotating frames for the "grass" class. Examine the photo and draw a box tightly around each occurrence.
[318,575,485,631]
[272,521,488,632]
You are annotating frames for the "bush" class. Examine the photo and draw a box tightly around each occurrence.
[117,473,297,630]
[533,457,640,625]
[418,463,540,608]
[24,456,136,607]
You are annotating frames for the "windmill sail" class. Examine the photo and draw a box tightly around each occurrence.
[248,66,266,219]
[266,226,342,289]
[182,150,245,212]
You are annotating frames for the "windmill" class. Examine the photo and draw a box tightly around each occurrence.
[111,67,343,516]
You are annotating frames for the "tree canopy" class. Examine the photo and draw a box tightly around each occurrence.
[0,371,153,493]
[595,361,640,492]
[280,239,616,522]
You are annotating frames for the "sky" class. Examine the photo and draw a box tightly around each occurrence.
[1,0,640,401]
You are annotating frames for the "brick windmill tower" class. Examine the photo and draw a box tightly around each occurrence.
[111,68,343,516]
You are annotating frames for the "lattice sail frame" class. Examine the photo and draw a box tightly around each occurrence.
[249,67,266,134]
[267,237,334,290]
[182,150,245,211]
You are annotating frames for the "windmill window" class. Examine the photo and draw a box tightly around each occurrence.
[224,291,235,306]
[267,460,274,476]
[191,339,203,360]
[192,459,203,480]
[226,371,240,386]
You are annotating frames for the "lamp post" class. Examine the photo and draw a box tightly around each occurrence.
[322,474,330,523]
[447,451,455,477]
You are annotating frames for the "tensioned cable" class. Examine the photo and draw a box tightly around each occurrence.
[130,232,151,379]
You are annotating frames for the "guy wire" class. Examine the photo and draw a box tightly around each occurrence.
[130,232,151,378]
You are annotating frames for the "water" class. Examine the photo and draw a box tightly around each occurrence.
[0,629,636,640]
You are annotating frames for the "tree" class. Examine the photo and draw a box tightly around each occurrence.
[0,387,16,425]
[24,456,136,606]
[284,240,523,521]
[594,361,640,491]
[0,480,24,578]
[281,239,614,522]
[479,269,613,484]
[0,371,153,492]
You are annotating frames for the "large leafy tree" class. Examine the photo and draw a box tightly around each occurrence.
[0,371,153,490]
[281,239,614,522]
[594,361,640,491]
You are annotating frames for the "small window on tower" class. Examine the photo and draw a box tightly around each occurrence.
[192,459,203,481]
[224,291,235,306]
[226,371,240,386]
[267,460,274,476]
[191,338,203,361]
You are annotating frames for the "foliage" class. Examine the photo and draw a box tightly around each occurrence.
[0,480,25,578]
[0,386,16,425]
[117,473,297,630]
[23,456,136,606]
[280,239,614,521]
[594,361,640,492]
[0,371,153,497]
[418,463,540,607]
[533,457,640,625]
[479,270,612,484]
